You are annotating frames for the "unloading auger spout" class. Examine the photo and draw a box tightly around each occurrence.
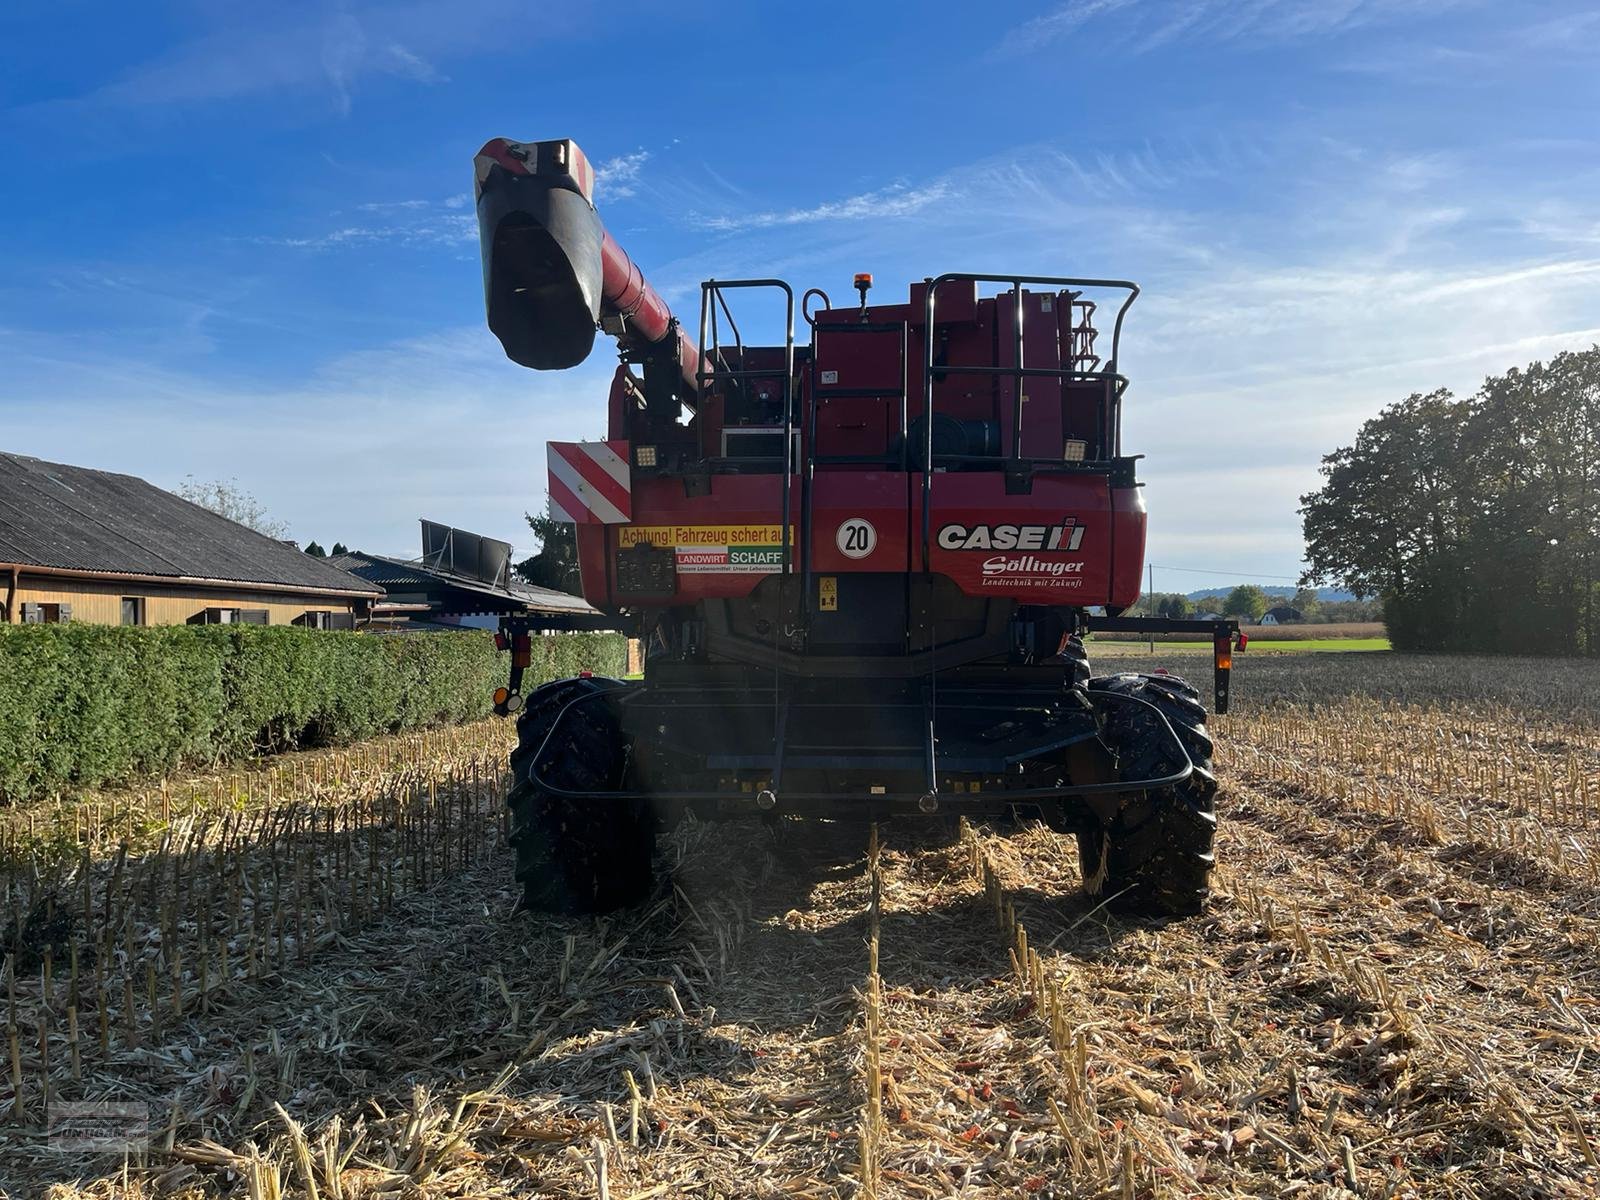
[474,136,702,394]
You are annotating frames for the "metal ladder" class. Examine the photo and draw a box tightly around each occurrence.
[696,279,797,797]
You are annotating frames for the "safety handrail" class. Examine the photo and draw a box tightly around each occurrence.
[918,273,1138,572]
[696,278,796,575]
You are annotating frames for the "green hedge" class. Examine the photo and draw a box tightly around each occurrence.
[0,626,626,803]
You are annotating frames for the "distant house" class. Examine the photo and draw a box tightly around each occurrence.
[1194,611,1223,622]
[0,452,381,627]
[1260,605,1305,626]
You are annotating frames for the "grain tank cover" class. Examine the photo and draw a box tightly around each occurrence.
[475,138,604,370]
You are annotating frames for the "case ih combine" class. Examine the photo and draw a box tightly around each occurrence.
[475,137,1240,918]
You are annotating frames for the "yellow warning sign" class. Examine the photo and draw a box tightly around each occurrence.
[617,524,790,549]
[818,576,838,611]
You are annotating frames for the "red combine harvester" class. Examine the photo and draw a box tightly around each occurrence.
[475,137,1240,917]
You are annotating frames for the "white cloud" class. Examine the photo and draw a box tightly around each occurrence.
[32,0,537,117]
[993,0,1136,56]
[382,42,447,84]
[691,182,954,232]
[1518,10,1600,49]
[264,203,477,250]
[995,0,1478,57]
[594,150,651,200]
[1,325,614,561]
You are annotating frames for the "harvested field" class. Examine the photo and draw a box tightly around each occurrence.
[4,651,1600,1198]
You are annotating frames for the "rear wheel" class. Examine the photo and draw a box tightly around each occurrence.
[506,679,655,914]
[1079,673,1217,916]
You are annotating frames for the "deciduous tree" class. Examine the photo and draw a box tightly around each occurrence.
[175,476,290,539]
[1301,348,1600,655]
[1222,585,1269,622]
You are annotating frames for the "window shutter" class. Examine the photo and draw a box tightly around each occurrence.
[238,609,270,626]
[57,603,72,624]
[22,603,42,624]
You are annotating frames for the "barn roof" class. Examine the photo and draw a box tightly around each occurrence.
[328,549,597,616]
[0,452,381,596]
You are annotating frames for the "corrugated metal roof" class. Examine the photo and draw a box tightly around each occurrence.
[328,550,597,616]
[0,453,382,595]
[325,553,437,589]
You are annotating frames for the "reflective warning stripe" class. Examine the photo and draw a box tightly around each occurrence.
[547,441,631,524]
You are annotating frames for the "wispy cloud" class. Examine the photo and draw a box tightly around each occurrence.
[996,0,1476,57]
[1518,10,1600,49]
[994,0,1135,56]
[264,199,476,250]
[2,324,615,560]
[691,182,954,232]
[29,0,538,117]
[594,150,650,200]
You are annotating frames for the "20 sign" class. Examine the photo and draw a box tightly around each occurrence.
[836,517,877,560]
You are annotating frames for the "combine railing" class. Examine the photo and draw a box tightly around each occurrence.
[916,273,1139,568]
[695,279,796,573]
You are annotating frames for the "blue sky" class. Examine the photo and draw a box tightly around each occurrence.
[3,1,1598,592]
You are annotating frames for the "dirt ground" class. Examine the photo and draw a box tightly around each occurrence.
[4,651,1599,1199]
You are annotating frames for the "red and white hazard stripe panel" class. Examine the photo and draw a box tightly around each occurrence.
[548,441,632,524]
[474,138,595,203]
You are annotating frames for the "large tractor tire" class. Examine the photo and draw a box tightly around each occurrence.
[506,679,655,914]
[1078,673,1217,917]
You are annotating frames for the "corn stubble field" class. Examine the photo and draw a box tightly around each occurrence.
[3,652,1600,1199]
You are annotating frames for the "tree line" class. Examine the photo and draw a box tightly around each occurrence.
[1301,347,1600,656]
[1130,587,1380,624]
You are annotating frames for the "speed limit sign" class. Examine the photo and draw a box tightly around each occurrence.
[836,517,877,560]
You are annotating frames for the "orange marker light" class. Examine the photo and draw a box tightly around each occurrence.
[853,273,873,287]
[1213,636,1233,672]
[492,686,509,706]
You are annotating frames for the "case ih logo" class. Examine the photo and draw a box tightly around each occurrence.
[936,518,1086,553]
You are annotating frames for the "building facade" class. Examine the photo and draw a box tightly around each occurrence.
[0,453,380,627]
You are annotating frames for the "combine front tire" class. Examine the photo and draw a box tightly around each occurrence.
[1079,674,1217,917]
[506,680,655,914]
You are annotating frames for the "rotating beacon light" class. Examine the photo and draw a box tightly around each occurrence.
[854,272,873,318]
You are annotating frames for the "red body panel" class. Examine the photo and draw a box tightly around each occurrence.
[574,460,1146,611]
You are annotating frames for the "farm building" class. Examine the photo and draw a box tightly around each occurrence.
[1260,605,1305,626]
[0,452,381,626]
